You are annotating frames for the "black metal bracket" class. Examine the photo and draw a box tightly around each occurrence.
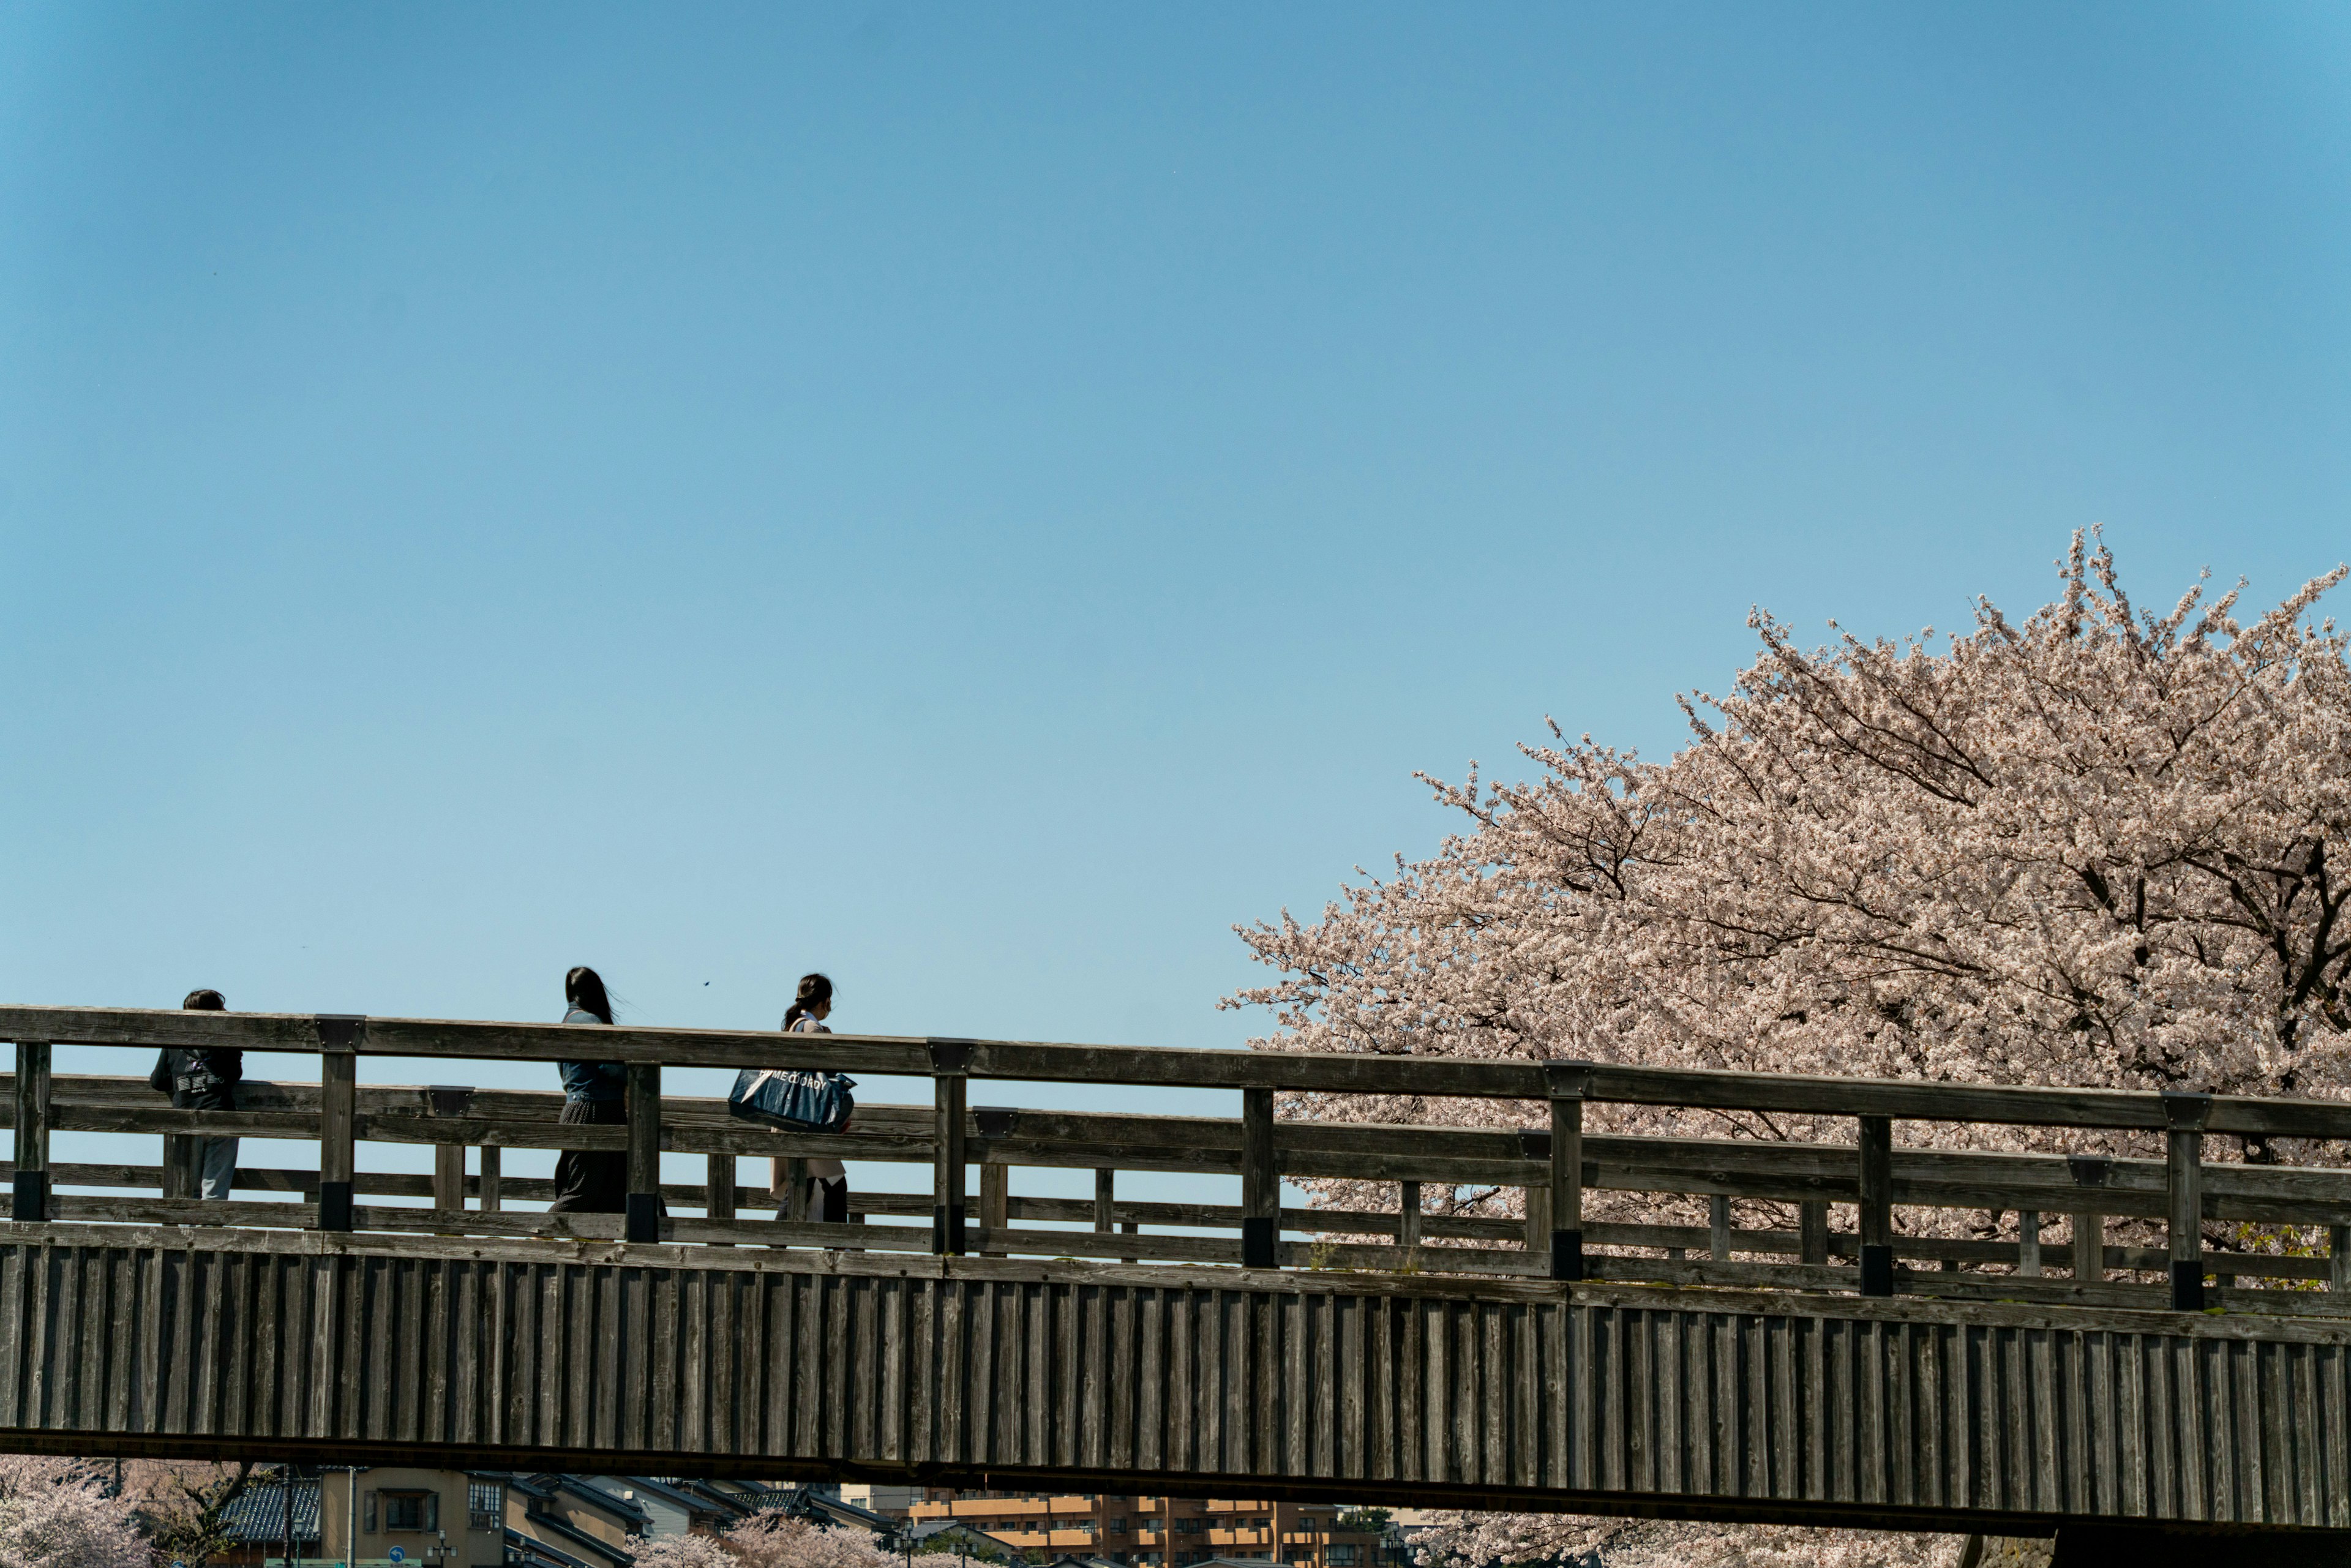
[2161,1092,2215,1131]
[1543,1060,1595,1098]
[2067,1155,2112,1187]
[926,1038,976,1074]
[973,1107,1021,1139]
[426,1086,475,1117]
[315,1015,367,1050]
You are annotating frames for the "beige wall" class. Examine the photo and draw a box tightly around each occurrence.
[315,1469,505,1568]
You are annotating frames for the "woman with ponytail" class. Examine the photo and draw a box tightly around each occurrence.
[776,973,849,1223]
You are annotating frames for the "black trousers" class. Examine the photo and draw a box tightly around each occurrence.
[547,1097,627,1214]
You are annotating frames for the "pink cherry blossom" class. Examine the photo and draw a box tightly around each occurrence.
[1231,533,2347,1566]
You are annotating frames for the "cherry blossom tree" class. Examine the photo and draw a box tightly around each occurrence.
[116,1462,252,1568]
[631,1513,894,1568]
[0,1456,154,1568]
[1229,534,2348,1566]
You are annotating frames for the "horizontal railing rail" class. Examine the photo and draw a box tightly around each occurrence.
[6,1004,2350,1317]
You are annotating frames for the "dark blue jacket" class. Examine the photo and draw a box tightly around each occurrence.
[557,1008,625,1101]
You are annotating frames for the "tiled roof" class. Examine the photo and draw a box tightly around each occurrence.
[217,1482,323,1544]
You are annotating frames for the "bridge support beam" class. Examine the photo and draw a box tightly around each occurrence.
[1858,1115,1892,1296]
[929,1039,972,1255]
[2164,1092,2213,1311]
[11,1041,48,1223]
[1242,1086,1277,1268]
[624,1062,661,1244]
[2052,1525,2351,1565]
[705,1153,734,1246]
[315,1017,361,1232]
[1547,1062,1591,1282]
[1799,1199,1829,1266]
[2068,1155,2110,1284]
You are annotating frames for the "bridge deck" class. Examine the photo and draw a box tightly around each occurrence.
[4,1225,2349,1541]
[10,1003,2351,1548]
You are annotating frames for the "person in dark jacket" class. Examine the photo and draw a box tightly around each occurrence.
[547,966,628,1214]
[148,988,241,1200]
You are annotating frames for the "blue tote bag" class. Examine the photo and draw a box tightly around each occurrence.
[728,1067,855,1133]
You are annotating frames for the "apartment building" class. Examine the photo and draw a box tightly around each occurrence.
[904,1492,1389,1568]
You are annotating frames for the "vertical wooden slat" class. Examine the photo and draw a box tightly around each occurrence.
[11,1042,50,1221]
[317,1038,358,1232]
[1242,1088,1278,1270]
[1547,1063,1590,1281]
[1857,1117,1892,1297]
[479,1145,502,1213]
[624,1062,662,1244]
[2164,1093,2213,1311]
[432,1142,465,1214]
[980,1162,1009,1257]
[931,1042,970,1255]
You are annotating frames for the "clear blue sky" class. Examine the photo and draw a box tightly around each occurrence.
[3,6,2347,1193]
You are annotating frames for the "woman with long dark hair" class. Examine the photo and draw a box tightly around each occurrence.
[776,972,849,1223]
[547,965,628,1214]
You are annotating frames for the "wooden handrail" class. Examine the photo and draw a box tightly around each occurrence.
[12,1002,2351,1313]
[12,1002,2351,1135]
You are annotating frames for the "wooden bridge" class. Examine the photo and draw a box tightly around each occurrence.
[7,1005,2351,1562]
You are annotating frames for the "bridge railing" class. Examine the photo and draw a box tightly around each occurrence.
[6,1003,2351,1317]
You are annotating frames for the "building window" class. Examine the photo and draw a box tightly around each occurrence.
[1109,1520,1127,1534]
[1176,1520,1204,1534]
[383,1493,437,1532]
[470,1482,503,1532]
[1330,1549,1358,1566]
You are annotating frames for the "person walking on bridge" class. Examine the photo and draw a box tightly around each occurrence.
[148,988,241,1200]
[776,972,850,1224]
[547,965,628,1214]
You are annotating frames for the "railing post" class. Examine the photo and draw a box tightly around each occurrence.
[2068,1155,2110,1284]
[1708,1194,1732,1261]
[929,1040,972,1255]
[980,1161,1010,1256]
[161,1135,194,1201]
[1093,1168,1115,1232]
[1399,1180,1423,1251]
[2017,1209,2041,1277]
[1241,1086,1277,1269]
[427,1087,469,1213]
[12,1041,51,1222]
[706,1153,735,1245]
[315,1016,362,1232]
[1799,1200,1829,1266]
[1545,1062,1591,1282]
[479,1146,502,1212]
[2331,1225,2351,1294]
[624,1062,662,1244]
[2164,1093,2212,1310]
[781,1157,809,1223]
[1857,1115,1893,1297]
